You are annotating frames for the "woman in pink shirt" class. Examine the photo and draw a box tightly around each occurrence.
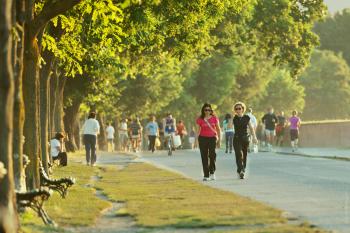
[289,110,301,152]
[196,103,221,181]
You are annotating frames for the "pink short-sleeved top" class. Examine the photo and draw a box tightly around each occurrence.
[196,116,219,137]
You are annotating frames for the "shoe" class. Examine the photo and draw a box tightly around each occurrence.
[91,163,96,167]
[203,177,210,181]
[229,150,232,153]
[225,150,228,153]
[86,162,90,166]
[239,171,245,179]
[209,174,216,180]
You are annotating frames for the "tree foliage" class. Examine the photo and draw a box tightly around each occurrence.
[300,50,350,120]
[314,9,350,66]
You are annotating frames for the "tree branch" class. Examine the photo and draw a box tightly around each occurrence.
[31,0,81,34]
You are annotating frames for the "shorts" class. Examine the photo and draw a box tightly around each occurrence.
[107,138,114,143]
[290,129,299,141]
[275,125,285,137]
[131,135,140,139]
[265,129,276,137]
[189,137,195,144]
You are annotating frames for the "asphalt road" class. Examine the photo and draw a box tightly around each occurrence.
[138,149,350,233]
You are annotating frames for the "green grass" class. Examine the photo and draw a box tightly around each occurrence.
[20,155,111,232]
[95,163,326,232]
[21,152,326,233]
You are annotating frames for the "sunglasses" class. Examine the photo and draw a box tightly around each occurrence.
[204,108,212,112]
[235,107,242,111]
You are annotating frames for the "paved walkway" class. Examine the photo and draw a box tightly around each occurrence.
[136,148,350,233]
[276,147,350,160]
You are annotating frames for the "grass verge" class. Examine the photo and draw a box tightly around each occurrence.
[20,154,110,233]
[95,163,326,232]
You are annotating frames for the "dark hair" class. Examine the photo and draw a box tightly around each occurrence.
[55,132,65,140]
[224,113,232,121]
[88,112,96,119]
[200,103,214,119]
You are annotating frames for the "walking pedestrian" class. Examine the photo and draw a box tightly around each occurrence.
[188,126,197,150]
[261,107,278,151]
[232,102,258,179]
[106,122,115,152]
[82,112,100,166]
[275,111,286,147]
[129,118,142,152]
[118,118,128,151]
[288,110,301,152]
[246,108,258,152]
[176,120,187,148]
[146,115,159,152]
[222,113,234,153]
[196,103,221,181]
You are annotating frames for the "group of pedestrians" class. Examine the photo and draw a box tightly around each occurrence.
[196,102,301,181]
[260,107,301,152]
[197,102,258,181]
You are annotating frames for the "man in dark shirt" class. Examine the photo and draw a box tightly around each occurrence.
[262,107,278,150]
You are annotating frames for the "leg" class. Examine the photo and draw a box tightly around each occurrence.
[148,136,152,151]
[91,135,97,164]
[150,136,156,152]
[225,132,229,153]
[198,136,210,178]
[241,141,249,172]
[228,132,233,153]
[84,135,91,164]
[58,152,68,166]
[233,138,244,173]
[208,137,217,175]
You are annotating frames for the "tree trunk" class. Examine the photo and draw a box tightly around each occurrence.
[54,74,66,133]
[49,64,59,138]
[64,98,82,152]
[13,0,25,192]
[22,27,41,190]
[97,113,107,151]
[0,0,19,231]
[39,49,55,173]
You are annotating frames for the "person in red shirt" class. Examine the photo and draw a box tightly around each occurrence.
[196,103,221,181]
[176,120,187,148]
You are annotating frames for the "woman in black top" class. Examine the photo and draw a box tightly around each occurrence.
[232,102,258,179]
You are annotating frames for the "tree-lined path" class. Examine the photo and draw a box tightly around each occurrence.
[135,150,350,233]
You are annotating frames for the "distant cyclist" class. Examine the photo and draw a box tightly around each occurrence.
[163,113,176,151]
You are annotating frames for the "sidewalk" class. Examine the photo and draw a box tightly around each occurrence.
[275,147,350,160]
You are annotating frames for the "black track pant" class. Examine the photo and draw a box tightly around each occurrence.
[198,136,217,177]
[233,137,249,173]
[148,135,156,151]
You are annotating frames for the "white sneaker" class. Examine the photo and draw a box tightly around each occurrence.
[203,177,210,181]
[209,174,216,180]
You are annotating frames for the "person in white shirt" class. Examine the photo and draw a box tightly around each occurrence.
[82,112,100,166]
[106,122,115,152]
[246,108,258,152]
[118,119,128,151]
[50,132,67,166]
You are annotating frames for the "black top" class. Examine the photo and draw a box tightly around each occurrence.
[277,115,286,126]
[262,113,278,130]
[233,115,250,138]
